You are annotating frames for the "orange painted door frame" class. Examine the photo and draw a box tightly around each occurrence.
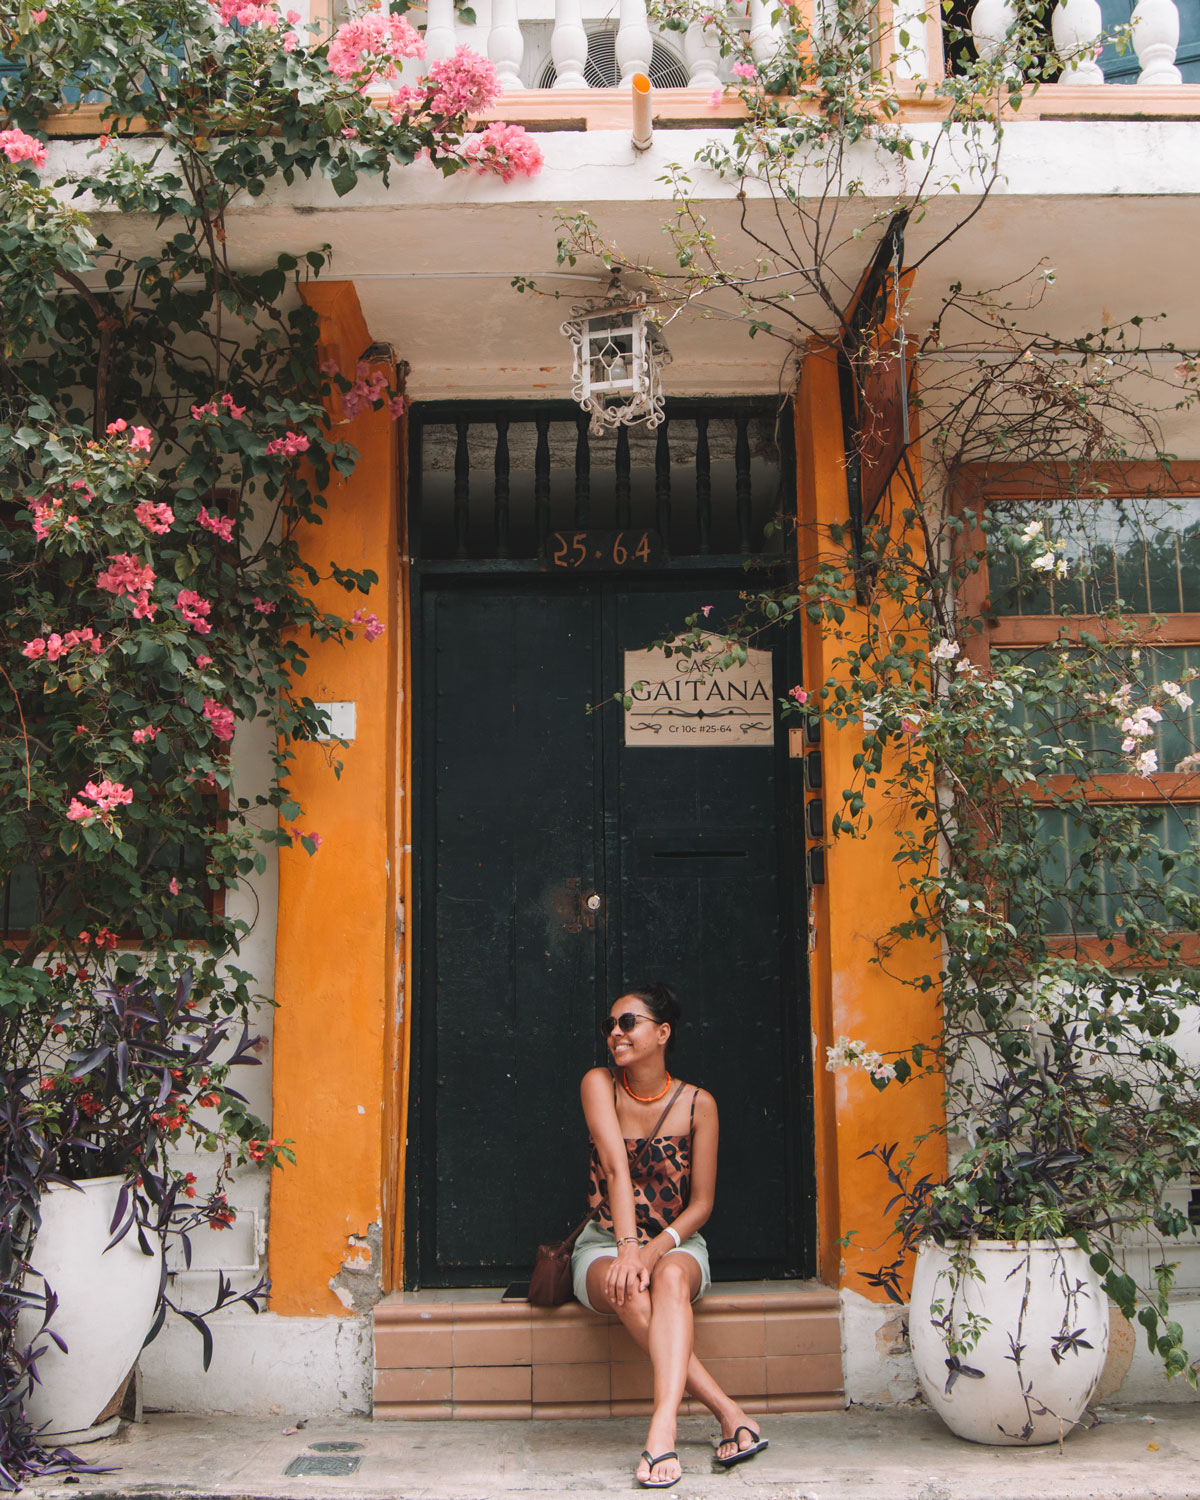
[795,338,946,1299]
[269,282,411,1313]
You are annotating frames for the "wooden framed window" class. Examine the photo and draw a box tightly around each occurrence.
[1,790,227,948]
[956,463,1200,958]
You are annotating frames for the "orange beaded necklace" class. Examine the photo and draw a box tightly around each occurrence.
[622,1069,672,1103]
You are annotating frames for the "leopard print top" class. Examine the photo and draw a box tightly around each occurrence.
[587,1084,699,1240]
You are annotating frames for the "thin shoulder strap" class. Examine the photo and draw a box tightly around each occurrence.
[612,1074,618,1107]
[630,1081,687,1170]
[689,1087,698,1131]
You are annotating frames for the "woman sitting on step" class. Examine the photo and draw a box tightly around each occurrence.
[571,982,768,1489]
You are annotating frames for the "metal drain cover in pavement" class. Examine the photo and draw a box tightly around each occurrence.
[310,1442,365,1453]
[284,1456,362,1477]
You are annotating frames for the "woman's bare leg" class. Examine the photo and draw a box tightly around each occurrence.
[585,1255,758,1482]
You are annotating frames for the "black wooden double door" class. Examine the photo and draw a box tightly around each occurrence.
[411,573,813,1286]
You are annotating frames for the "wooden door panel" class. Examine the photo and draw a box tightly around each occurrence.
[609,586,803,1276]
[422,587,601,1277]
[414,577,811,1285]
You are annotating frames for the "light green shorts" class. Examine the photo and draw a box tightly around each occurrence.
[570,1219,712,1312]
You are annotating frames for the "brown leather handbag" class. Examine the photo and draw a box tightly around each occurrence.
[528,1082,685,1307]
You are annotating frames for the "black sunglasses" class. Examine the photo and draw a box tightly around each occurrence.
[601,1012,654,1038]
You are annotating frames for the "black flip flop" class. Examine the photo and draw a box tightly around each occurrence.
[636,1450,681,1488]
[714,1426,768,1468]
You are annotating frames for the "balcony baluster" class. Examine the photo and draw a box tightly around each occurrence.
[748,0,785,67]
[970,0,1018,65]
[616,0,654,79]
[488,0,526,89]
[1132,0,1183,82]
[1051,0,1105,82]
[424,0,459,63]
[552,0,591,87]
[684,15,723,88]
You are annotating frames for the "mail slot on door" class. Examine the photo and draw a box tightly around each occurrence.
[630,828,764,879]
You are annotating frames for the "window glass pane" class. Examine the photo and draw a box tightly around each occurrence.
[1016,802,1200,934]
[992,646,1200,774]
[1,864,39,939]
[986,497,1200,616]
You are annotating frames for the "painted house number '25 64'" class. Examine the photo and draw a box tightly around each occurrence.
[546,530,664,571]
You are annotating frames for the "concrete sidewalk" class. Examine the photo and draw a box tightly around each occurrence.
[22,1403,1200,1500]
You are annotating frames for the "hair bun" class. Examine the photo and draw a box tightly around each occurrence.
[647,982,679,1025]
[620,983,681,1040]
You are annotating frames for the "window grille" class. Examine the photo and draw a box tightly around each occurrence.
[408,399,794,565]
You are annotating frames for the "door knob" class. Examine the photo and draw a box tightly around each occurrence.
[585,893,602,911]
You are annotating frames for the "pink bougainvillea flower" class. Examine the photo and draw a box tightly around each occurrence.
[44,633,67,661]
[701,604,713,617]
[731,61,757,80]
[214,0,279,25]
[290,826,322,850]
[195,654,214,669]
[0,127,47,170]
[327,10,424,83]
[203,697,236,742]
[265,430,310,458]
[351,608,385,642]
[426,47,501,116]
[177,588,213,634]
[198,505,235,542]
[708,88,723,108]
[252,596,275,615]
[282,29,299,50]
[169,877,181,895]
[129,425,152,452]
[29,496,61,540]
[97,553,157,619]
[136,500,174,535]
[66,776,134,826]
[789,685,808,703]
[22,637,46,659]
[342,362,390,419]
[105,418,127,434]
[31,8,48,22]
[462,121,543,183]
[132,725,159,745]
[191,394,244,421]
[61,627,100,653]
[87,778,133,811]
[286,8,300,20]
[387,394,406,419]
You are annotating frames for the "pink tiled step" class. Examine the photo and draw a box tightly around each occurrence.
[373,1281,843,1419]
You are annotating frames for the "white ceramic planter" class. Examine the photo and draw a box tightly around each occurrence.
[909,1238,1108,1446]
[15,1175,163,1445]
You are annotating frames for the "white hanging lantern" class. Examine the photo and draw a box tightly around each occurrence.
[561,298,671,434]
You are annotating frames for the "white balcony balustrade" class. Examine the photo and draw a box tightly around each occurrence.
[409,0,785,92]
[971,0,1187,85]
[392,0,1191,93]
